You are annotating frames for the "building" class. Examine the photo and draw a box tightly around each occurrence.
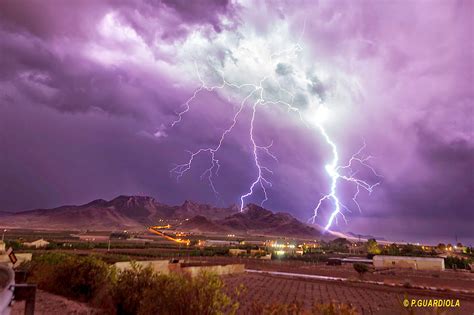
[267,240,301,256]
[0,251,32,267]
[114,260,245,277]
[241,240,266,246]
[0,241,5,254]
[348,242,366,255]
[77,235,109,241]
[229,249,247,256]
[200,240,240,247]
[373,255,445,271]
[23,238,50,248]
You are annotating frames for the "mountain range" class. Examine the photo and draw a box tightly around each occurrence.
[0,195,325,239]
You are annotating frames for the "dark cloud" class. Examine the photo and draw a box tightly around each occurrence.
[161,0,236,33]
[275,63,293,76]
[346,127,474,244]
[0,0,107,39]
[307,74,326,101]
[0,0,472,245]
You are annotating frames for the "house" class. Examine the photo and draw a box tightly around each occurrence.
[202,240,240,247]
[373,255,445,271]
[229,249,247,256]
[114,260,245,277]
[77,235,109,241]
[23,238,50,248]
[348,242,366,255]
[267,241,301,256]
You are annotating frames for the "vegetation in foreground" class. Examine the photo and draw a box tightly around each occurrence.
[113,263,238,315]
[22,252,370,315]
[23,253,237,315]
[250,301,359,315]
[353,263,369,279]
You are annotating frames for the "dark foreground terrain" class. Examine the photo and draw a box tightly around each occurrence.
[12,272,474,315]
[224,273,474,315]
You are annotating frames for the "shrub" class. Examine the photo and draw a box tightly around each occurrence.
[4,240,23,250]
[250,301,304,315]
[353,263,369,279]
[27,252,112,302]
[313,302,359,315]
[445,256,471,270]
[138,271,236,315]
[366,239,381,255]
[111,263,157,315]
[110,263,237,315]
[25,253,238,314]
[249,301,358,315]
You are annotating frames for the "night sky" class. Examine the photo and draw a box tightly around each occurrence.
[0,0,472,244]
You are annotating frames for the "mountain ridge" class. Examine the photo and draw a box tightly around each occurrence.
[0,195,324,238]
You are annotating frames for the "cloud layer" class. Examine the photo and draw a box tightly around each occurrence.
[0,0,472,244]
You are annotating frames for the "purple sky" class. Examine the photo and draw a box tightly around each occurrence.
[0,0,472,245]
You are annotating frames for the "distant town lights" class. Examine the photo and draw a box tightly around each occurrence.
[270,243,295,249]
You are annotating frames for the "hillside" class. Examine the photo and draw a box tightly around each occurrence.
[0,196,323,238]
[218,204,321,238]
[178,215,230,234]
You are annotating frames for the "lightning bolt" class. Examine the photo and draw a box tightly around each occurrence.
[170,21,381,230]
[310,126,382,230]
[170,71,283,209]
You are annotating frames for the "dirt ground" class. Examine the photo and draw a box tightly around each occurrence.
[8,256,474,315]
[224,272,474,315]
[11,290,99,315]
[8,274,474,315]
[188,256,474,292]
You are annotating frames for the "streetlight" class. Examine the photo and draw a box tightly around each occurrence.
[1,229,6,242]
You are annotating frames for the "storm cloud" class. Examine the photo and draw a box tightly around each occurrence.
[0,0,472,244]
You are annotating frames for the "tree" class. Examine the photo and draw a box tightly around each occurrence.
[401,244,422,256]
[383,243,400,256]
[366,239,381,255]
[329,238,351,252]
[437,243,446,251]
[353,263,369,279]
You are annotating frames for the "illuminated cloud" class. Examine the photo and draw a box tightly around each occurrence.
[0,0,472,243]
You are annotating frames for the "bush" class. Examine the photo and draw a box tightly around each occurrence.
[250,301,304,314]
[445,256,471,270]
[353,263,369,279]
[4,240,24,250]
[249,301,358,315]
[313,302,359,315]
[110,263,237,315]
[139,272,235,315]
[27,253,113,302]
[25,253,238,314]
[366,239,381,255]
[111,263,157,315]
